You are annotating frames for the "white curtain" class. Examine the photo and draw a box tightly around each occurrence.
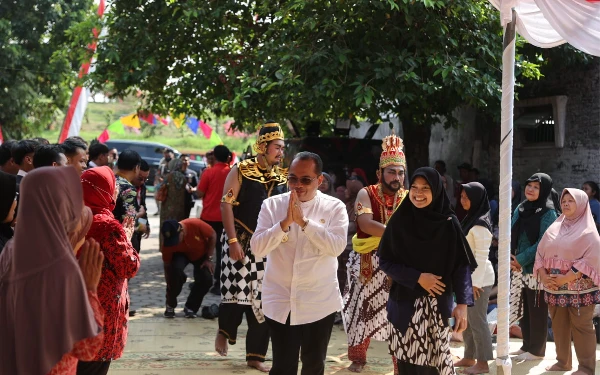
[489,0,600,55]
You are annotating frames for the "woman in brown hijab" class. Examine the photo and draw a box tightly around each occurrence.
[0,167,105,375]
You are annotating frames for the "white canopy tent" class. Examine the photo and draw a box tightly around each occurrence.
[487,1,600,373]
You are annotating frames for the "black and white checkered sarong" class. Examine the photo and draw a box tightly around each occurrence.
[220,231,266,323]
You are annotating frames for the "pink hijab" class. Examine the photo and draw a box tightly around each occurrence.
[0,167,99,375]
[534,188,600,286]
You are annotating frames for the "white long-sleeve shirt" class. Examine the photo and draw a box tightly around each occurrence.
[251,191,348,325]
[465,225,495,288]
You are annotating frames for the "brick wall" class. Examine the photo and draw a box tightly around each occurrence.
[430,60,600,195]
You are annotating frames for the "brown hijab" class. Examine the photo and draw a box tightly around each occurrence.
[69,206,93,252]
[0,167,99,375]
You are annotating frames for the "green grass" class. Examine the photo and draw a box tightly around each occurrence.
[37,97,255,154]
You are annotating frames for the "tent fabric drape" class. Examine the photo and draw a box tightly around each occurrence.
[488,2,600,374]
[489,0,600,55]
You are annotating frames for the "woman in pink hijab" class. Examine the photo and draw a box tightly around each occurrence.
[535,188,600,375]
[0,167,105,375]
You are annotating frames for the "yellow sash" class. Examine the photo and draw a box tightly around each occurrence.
[352,234,381,254]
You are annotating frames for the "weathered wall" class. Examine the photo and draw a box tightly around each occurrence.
[428,60,600,194]
[508,62,600,191]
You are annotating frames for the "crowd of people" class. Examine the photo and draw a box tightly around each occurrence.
[1,128,600,375]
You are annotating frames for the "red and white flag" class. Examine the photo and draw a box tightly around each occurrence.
[58,0,105,143]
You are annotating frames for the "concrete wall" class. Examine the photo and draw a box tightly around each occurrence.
[507,62,600,191]
[428,107,479,180]
[426,61,600,194]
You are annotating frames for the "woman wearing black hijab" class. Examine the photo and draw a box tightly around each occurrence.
[378,167,476,375]
[455,182,495,374]
[509,173,558,361]
[0,171,17,253]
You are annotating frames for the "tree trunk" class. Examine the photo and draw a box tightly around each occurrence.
[402,119,432,176]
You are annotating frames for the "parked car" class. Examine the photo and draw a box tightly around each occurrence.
[104,140,207,185]
[104,140,178,186]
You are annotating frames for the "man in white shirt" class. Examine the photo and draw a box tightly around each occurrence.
[88,142,110,168]
[251,151,348,375]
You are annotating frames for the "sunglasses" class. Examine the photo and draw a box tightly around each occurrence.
[288,176,319,185]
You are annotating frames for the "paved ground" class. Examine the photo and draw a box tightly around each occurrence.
[108,197,600,374]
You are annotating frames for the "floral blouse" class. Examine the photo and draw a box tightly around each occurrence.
[544,266,600,308]
[48,292,104,375]
[113,175,139,223]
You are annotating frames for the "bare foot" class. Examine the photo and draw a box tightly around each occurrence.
[545,363,572,371]
[454,358,476,367]
[348,362,365,372]
[571,371,589,375]
[215,332,228,356]
[247,360,270,372]
[461,361,490,374]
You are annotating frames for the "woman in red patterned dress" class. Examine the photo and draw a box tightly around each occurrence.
[79,166,141,375]
[0,167,105,375]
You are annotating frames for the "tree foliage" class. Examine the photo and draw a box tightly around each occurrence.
[91,0,591,165]
[0,0,96,138]
[94,0,512,128]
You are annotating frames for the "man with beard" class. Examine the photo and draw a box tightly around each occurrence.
[342,134,408,374]
[214,121,287,373]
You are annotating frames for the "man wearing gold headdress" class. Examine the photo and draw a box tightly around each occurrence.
[342,134,408,374]
[214,121,287,372]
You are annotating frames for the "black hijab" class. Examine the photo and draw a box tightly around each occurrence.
[378,167,477,302]
[461,182,492,234]
[511,173,554,252]
[511,180,522,212]
[0,171,17,252]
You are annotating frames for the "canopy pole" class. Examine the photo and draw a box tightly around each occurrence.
[496,8,516,375]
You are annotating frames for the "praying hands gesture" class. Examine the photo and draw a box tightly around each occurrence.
[280,190,306,231]
[78,239,104,293]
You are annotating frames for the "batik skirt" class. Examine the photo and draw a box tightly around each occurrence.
[388,296,454,375]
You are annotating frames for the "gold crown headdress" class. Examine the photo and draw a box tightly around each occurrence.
[380,133,406,168]
[252,122,285,154]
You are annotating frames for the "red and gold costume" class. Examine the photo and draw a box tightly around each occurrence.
[342,134,407,372]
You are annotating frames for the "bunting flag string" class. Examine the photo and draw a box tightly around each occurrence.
[97,113,226,146]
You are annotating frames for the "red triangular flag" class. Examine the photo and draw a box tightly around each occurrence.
[98,129,110,143]
[199,120,213,139]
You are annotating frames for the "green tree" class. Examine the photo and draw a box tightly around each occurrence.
[91,0,565,167]
[0,0,96,139]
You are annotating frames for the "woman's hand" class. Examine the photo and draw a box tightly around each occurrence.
[123,216,135,240]
[452,304,468,333]
[540,272,558,290]
[418,273,445,297]
[473,286,483,301]
[510,255,522,272]
[78,239,104,293]
[553,274,571,288]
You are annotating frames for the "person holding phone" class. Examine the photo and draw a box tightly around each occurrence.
[378,167,476,375]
